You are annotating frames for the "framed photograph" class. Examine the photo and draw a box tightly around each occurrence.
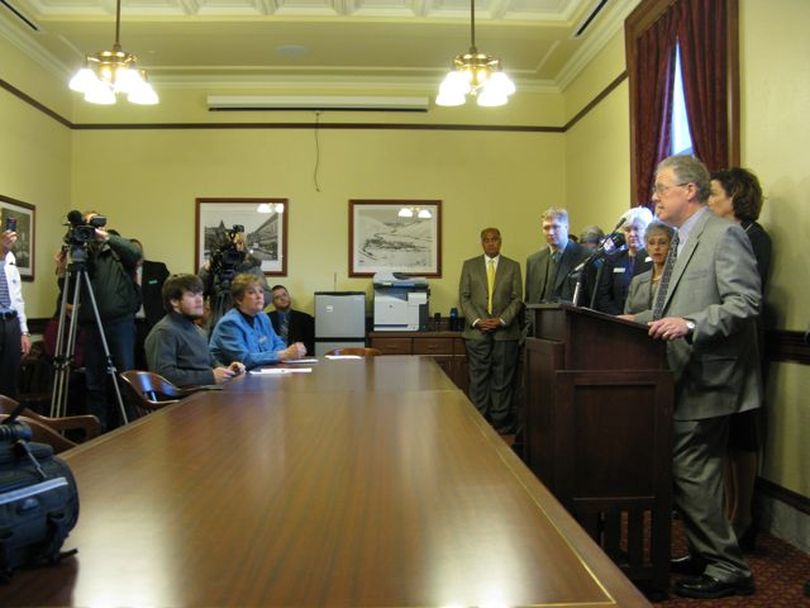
[349,199,442,277]
[0,195,35,281]
[195,198,288,276]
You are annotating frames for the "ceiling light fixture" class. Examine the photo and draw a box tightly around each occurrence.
[398,207,432,219]
[436,0,515,108]
[68,0,158,105]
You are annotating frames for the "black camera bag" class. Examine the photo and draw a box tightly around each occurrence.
[0,429,79,580]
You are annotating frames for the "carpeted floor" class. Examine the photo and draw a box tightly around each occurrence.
[657,521,810,606]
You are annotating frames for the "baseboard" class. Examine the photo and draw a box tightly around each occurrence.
[757,477,810,553]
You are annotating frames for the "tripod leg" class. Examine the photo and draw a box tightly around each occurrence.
[79,272,131,428]
[50,271,82,418]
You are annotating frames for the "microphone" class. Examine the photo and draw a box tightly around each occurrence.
[571,232,627,274]
[610,208,637,233]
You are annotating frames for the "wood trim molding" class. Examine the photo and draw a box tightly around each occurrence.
[757,477,810,516]
[563,71,627,131]
[0,78,72,128]
[765,329,810,365]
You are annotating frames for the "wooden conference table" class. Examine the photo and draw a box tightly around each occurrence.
[0,356,650,607]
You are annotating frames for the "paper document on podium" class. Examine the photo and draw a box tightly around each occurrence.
[285,358,319,364]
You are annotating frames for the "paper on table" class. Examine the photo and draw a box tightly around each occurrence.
[249,367,313,375]
[285,358,319,364]
[324,355,363,360]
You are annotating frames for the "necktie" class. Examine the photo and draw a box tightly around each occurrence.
[652,232,680,320]
[486,259,496,315]
[0,261,11,310]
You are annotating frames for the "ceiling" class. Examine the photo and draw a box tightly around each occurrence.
[1,0,637,92]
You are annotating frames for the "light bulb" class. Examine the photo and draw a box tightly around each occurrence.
[69,68,96,93]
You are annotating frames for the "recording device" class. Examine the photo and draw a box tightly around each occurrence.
[4,216,17,232]
[209,224,246,284]
[63,209,107,247]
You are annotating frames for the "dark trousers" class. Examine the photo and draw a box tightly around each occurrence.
[0,315,21,399]
[465,337,519,428]
[674,417,751,581]
[84,317,136,432]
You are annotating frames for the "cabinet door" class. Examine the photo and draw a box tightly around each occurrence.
[413,338,453,355]
[371,337,412,355]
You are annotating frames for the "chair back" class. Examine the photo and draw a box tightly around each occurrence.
[0,394,100,443]
[119,371,185,418]
[325,347,382,358]
[0,412,77,454]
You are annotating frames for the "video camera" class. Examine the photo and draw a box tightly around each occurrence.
[63,209,107,247]
[210,224,246,284]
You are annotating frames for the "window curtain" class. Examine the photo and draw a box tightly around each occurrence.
[630,10,677,205]
[676,0,729,171]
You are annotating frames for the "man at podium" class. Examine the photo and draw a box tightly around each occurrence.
[458,228,523,434]
[631,155,761,600]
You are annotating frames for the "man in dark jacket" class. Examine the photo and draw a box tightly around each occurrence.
[79,213,141,431]
[267,285,315,356]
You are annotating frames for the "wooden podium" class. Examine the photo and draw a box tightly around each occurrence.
[523,303,673,591]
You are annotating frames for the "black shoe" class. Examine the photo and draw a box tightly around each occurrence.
[670,554,704,576]
[674,574,755,599]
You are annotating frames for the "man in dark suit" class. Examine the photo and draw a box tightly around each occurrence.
[131,239,170,369]
[459,228,523,433]
[630,155,761,599]
[525,207,589,304]
[268,284,315,356]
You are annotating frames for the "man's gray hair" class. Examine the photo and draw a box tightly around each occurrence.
[541,207,569,225]
[657,155,711,203]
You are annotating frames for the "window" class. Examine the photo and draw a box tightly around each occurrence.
[670,44,694,156]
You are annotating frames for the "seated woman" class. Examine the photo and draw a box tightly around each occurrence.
[623,221,675,315]
[210,273,306,369]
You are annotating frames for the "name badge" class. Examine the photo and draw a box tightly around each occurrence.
[645,256,652,263]
[613,267,626,274]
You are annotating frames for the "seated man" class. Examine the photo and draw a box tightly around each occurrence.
[145,274,245,387]
[267,284,315,356]
[210,274,306,369]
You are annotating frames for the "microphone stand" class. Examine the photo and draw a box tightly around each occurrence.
[570,233,627,307]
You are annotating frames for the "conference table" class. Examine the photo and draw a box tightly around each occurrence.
[0,356,651,607]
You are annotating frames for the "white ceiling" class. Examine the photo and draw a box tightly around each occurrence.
[1,0,638,91]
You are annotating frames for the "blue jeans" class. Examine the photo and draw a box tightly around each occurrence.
[83,317,135,431]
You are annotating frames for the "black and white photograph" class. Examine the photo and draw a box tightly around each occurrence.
[349,200,441,277]
[0,195,35,281]
[195,198,288,276]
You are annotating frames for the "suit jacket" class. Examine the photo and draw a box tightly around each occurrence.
[525,240,589,304]
[459,255,523,341]
[634,210,761,420]
[140,259,170,331]
[624,269,655,315]
[594,249,652,314]
[268,309,315,356]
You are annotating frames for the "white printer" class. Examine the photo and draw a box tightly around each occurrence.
[373,272,429,331]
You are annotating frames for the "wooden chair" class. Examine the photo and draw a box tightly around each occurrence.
[0,414,78,454]
[119,370,197,418]
[0,394,101,444]
[324,347,382,358]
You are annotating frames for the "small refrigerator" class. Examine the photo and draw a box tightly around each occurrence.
[314,292,367,357]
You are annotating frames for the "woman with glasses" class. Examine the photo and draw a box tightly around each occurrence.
[623,221,676,315]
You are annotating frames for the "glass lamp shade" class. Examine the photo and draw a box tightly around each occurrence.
[127,82,159,105]
[84,79,116,105]
[487,72,516,97]
[68,68,96,93]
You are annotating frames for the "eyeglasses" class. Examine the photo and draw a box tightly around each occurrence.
[652,182,690,195]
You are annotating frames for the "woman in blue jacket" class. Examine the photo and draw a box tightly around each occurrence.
[210,273,306,369]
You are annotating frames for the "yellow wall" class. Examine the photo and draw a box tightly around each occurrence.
[72,127,564,315]
[740,0,810,493]
[0,36,72,319]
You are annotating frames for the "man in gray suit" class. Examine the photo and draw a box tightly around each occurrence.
[459,228,523,433]
[525,207,588,304]
[630,155,761,599]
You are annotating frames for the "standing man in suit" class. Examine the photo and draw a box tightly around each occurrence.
[525,208,588,304]
[268,284,315,356]
[629,155,760,599]
[459,228,523,434]
[130,239,170,369]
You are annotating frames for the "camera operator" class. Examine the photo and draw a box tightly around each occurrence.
[75,211,141,431]
[0,228,31,398]
[198,227,270,331]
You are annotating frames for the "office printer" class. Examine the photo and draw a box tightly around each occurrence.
[373,272,429,331]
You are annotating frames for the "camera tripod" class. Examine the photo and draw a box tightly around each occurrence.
[49,247,129,426]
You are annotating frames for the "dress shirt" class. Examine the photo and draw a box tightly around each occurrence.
[676,207,708,256]
[1,251,28,334]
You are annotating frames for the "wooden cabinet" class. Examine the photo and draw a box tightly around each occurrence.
[369,331,468,395]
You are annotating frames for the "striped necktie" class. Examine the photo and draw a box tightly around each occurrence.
[486,258,496,315]
[0,260,11,310]
[652,232,680,320]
